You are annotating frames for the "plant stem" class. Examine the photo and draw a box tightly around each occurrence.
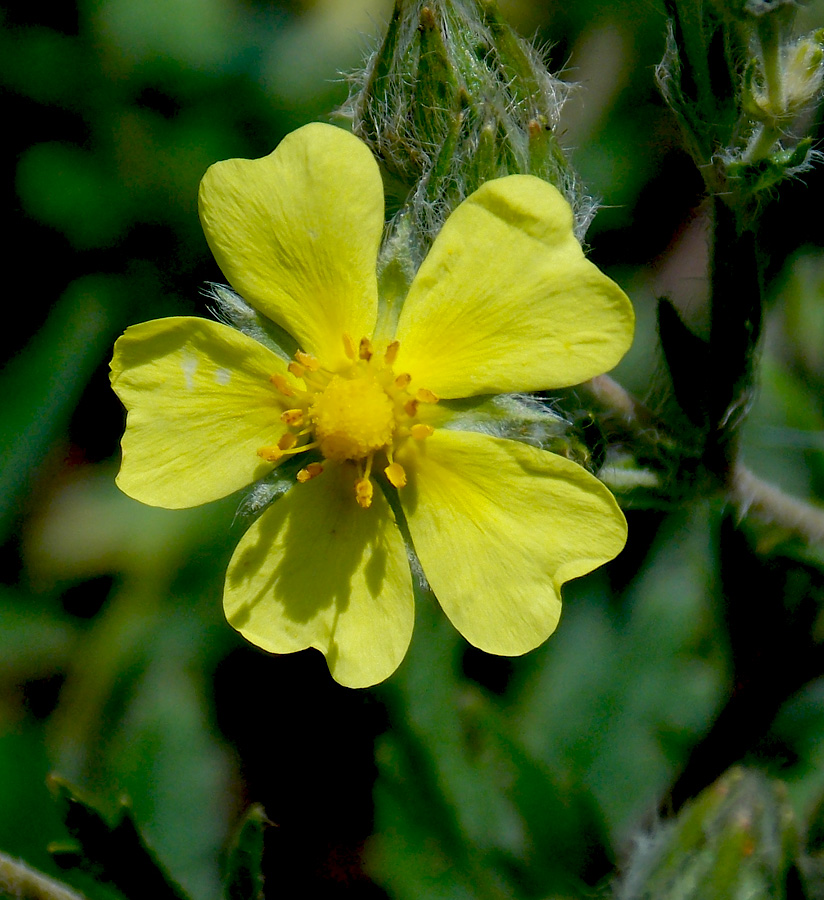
[0,851,86,900]
[731,464,824,546]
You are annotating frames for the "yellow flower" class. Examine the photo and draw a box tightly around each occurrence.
[110,123,634,688]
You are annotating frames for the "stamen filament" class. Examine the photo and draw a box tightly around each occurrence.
[257,440,318,462]
[278,432,297,451]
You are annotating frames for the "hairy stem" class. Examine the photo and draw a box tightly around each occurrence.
[0,852,86,900]
[731,464,824,546]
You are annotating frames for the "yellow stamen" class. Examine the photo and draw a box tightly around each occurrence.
[281,409,304,426]
[384,340,400,365]
[394,373,411,390]
[288,361,306,378]
[297,462,324,483]
[359,337,373,360]
[416,388,439,404]
[271,374,295,397]
[355,477,373,509]
[343,333,357,360]
[295,350,320,371]
[411,423,434,440]
[278,432,297,451]
[257,446,284,462]
[385,461,407,488]
[404,399,418,417]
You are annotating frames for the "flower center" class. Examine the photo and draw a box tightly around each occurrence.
[310,374,394,462]
[257,335,438,508]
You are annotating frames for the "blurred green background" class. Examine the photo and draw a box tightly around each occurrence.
[4,1,824,898]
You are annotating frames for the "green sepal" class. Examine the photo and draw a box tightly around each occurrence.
[728,137,816,192]
[207,283,298,362]
[439,393,591,467]
[413,6,461,166]
[47,775,192,900]
[223,805,268,900]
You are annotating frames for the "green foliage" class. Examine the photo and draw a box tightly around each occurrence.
[368,505,729,898]
[49,777,191,900]
[4,1,824,899]
[223,805,267,900]
[616,768,801,900]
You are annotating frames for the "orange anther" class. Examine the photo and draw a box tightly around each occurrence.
[280,409,304,426]
[411,424,434,440]
[277,432,297,451]
[384,340,400,365]
[257,446,283,462]
[297,462,324,483]
[270,374,296,397]
[287,361,306,378]
[384,462,407,488]
[295,350,320,371]
[355,477,373,509]
[416,388,439,404]
[404,399,419,417]
[359,337,373,360]
[394,373,412,389]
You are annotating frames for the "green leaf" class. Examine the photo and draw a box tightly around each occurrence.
[48,777,192,900]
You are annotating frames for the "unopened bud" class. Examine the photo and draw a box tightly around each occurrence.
[347,0,592,244]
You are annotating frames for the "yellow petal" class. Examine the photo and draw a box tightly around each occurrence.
[111,317,290,508]
[393,175,634,398]
[397,429,627,655]
[224,465,414,688]
[198,123,382,368]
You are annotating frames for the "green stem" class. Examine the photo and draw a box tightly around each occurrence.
[757,14,786,118]
[0,851,86,900]
[705,197,764,485]
[743,120,783,162]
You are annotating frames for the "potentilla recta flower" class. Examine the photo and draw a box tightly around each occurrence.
[110,123,634,687]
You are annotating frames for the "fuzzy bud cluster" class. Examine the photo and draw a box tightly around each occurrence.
[345,0,593,246]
